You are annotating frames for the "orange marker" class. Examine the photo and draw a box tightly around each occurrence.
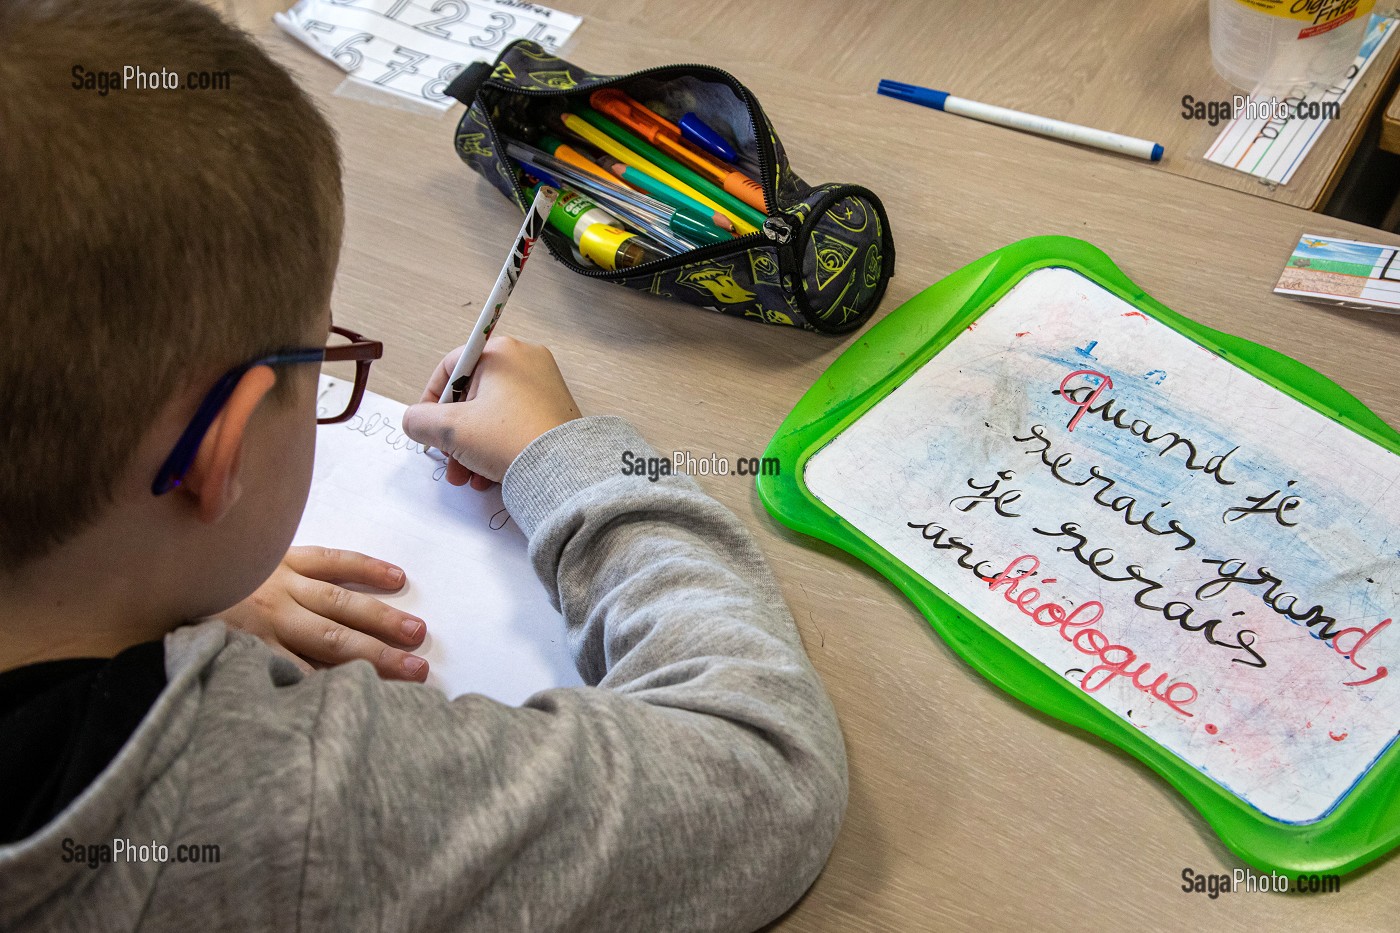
[589,88,768,214]
[537,134,619,186]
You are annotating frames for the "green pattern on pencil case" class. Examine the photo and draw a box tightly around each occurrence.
[450,40,896,333]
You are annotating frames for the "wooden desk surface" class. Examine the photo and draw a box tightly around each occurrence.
[217,0,1400,211]
[227,1,1400,927]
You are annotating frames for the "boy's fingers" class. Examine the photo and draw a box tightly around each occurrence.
[278,604,429,682]
[463,358,486,402]
[468,473,495,491]
[284,545,406,590]
[293,579,426,649]
[445,459,474,486]
[402,401,468,454]
[418,346,465,403]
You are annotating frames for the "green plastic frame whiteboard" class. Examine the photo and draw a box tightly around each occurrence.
[757,236,1400,876]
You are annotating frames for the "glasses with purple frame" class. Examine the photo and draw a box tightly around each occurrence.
[151,325,383,495]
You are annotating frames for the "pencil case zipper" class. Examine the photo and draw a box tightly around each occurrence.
[475,58,794,280]
[451,40,897,333]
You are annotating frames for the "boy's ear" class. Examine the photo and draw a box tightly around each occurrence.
[181,366,278,524]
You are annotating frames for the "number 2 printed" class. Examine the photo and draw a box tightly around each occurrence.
[417,0,469,38]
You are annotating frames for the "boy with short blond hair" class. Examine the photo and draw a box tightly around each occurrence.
[0,1,846,930]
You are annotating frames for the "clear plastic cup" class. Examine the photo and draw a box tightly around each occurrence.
[1209,0,1373,91]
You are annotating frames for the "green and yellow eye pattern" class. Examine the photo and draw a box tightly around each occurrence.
[452,41,894,335]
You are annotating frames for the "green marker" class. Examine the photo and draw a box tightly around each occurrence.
[513,141,729,248]
[573,108,768,230]
[605,162,733,244]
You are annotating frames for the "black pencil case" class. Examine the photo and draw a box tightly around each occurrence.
[444,40,895,334]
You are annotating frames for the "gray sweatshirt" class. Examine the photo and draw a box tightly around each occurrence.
[0,416,847,932]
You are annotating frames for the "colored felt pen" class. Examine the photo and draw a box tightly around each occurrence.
[586,187,727,249]
[592,197,695,252]
[876,79,1164,163]
[548,177,713,251]
[605,161,736,233]
[589,88,768,213]
[537,134,618,185]
[568,109,767,231]
[558,112,760,235]
[439,185,556,403]
[679,112,737,163]
[510,141,667,216]
[575,107,768,229]
[507,142,727,248]
[520,163,562,189]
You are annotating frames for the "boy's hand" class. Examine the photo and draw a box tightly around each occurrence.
[220,546,429,682]
[402,335,581,490]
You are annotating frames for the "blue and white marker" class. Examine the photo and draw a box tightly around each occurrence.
[877,79,1165,163]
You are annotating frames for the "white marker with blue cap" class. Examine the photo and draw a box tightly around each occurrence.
[878,79,1164,163]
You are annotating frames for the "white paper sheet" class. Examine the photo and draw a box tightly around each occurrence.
[1204,13,1395,185]
[292,376,582,703]
[275,0,582,112]
[804,267,1400,823]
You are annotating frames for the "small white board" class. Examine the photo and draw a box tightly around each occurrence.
[805,267,1400,823]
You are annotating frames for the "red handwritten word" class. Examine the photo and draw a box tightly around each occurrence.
[988,554,1199,716]
[1336,618,1390,687]
[1058,369,1113,431]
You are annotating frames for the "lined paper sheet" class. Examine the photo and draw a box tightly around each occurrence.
[292,376,582,703]
[276,0,582,112]
[1204,13,1395,185]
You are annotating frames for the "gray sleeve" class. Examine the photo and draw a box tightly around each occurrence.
[301,417,847,933]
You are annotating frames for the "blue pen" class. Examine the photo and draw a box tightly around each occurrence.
[877,79,1163,162]
[679,113,738,163]
[520,162,563,189]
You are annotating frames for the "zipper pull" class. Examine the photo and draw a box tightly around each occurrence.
[761,214,793,245]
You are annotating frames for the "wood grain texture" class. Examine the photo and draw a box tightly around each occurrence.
[219,1,1400,928]
[222,0,1400,209]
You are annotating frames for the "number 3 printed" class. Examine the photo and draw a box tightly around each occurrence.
[469,11,516,49]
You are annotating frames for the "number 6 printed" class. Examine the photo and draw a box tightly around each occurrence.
[332,32,372,70]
